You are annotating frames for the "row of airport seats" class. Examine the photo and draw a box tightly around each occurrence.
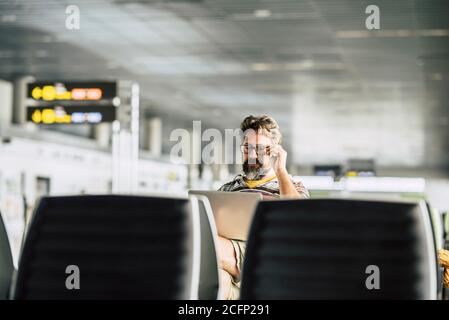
[0,195,441,299]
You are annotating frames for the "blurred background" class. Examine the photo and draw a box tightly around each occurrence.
[0,0,449,262]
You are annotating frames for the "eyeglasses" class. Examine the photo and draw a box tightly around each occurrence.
[240,144,271,155]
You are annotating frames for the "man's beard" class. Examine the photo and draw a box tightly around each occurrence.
[243,158,269,180]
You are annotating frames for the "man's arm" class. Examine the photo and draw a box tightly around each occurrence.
[271,145,308,199]
[277,169,302,198]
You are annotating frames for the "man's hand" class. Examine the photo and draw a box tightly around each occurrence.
[269,144,288,174]
[269,145,302,198]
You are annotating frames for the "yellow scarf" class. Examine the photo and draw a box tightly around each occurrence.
[245,175,276,189]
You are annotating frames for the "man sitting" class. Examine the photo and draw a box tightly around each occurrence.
[217,115,309,299]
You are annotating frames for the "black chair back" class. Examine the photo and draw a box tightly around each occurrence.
[14,195,199,299]
[241,199,437,299]
[0,210,14,299]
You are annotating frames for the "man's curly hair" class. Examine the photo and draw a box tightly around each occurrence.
[240,115,282,144]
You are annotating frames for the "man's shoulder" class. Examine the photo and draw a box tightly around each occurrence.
[218,174,245,191]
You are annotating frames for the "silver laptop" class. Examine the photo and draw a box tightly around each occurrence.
[188,190,262,241]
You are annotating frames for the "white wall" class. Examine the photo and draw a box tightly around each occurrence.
[0,79,13,131]
[292,88,425,166]
[425,179,449,213]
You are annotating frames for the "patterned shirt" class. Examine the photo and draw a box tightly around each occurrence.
[218,174,310,199]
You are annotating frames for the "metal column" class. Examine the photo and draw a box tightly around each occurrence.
[112,81,140,194]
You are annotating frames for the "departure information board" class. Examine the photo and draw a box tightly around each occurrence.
[26,105,116,124]
[27,81,117,101]
[26,81,117,124]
